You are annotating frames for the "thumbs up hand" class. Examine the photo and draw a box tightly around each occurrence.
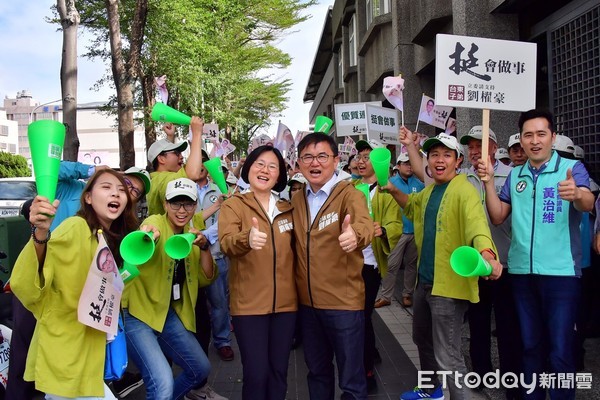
[338,214,357,253]
[558,168,581,202]
[249,217,267,250]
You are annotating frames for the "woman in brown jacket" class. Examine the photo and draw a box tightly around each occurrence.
[218,145,297,400]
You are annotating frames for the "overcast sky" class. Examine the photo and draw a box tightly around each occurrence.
[0,0,334,137]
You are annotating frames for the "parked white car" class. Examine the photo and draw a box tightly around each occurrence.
[0,178,36,218]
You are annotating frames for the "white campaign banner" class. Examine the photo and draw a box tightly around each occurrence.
[365,104,400,145]
[334,101,382,137]
[435,34,537,111]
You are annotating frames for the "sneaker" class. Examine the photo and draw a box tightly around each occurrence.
[217,345,234,361]
[400,386,444,400]
[111,371,144,398]
[185,384,229,400]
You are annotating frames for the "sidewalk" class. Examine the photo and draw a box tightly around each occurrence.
[118,292,600,399]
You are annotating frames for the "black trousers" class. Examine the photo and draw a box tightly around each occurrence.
[362,264,381,374]
[5,296,36,399]
[232,312,296,400]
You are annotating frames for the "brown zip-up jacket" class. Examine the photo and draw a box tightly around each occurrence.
[219,192,297,316]
[292,176,374,310]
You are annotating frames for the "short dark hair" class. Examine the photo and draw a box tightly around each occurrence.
[518,109,555,133]
[241,145,288,193]
[297,133,338,157]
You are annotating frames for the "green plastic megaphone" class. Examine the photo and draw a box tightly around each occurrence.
[165,233,196,260]
[450,246,493,277]
[28,120,66,202]
[119,261,140,283]
[314,116,333,134]
[151,103,192,126]
[369,147,391,186]
[204,158,228,194]
[120,230,155,266]
[355,183,373,217]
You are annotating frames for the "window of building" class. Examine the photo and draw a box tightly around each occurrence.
[338,47,344,89]
[348,15,357,67]
[9,144,16,153]
[551,5,600,178]
[0,126,8,136]
[366,0,391,26]
[34,112,53,120]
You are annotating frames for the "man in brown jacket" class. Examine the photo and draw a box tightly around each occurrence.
[292,133,375,400]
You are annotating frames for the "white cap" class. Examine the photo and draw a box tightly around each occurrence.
[355,139,384,152]
[552,135,575,154]
[422,133,462,155]
[459,125,497,145]
[508,133,521,148]
[124,167,151,195]
[288,173,308,186]
[396,153,410,163]
[495,148,510,160]
[165,178,197,201]
[148,139,188,163]
[574,145,584,160]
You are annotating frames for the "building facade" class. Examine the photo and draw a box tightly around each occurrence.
[0,110,19,155]
[305,0,600,177]
[2,91,147,168]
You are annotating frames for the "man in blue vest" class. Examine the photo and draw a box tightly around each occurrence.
[477,109,594,400]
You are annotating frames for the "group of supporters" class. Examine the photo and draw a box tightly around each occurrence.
[6,108,597,400]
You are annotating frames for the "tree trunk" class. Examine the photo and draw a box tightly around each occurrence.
[141,74,156,170]
[57,0,80,161]
[105,0,148,169]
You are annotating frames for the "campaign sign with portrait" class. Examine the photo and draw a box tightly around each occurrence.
[417,95,454,129]
[435,34,536,111]
[78,233,124,336]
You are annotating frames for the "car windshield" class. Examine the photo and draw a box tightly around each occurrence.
[0,181,37,200]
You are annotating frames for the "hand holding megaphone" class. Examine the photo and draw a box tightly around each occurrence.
[30,195,60,234]
[140,224,161,242]
[188,228,208,249]
[249,217,267,250]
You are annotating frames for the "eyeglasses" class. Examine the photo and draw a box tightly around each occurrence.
[299,153,333,164]
[161,150,182,157]
[356,155,371,162]
[123,177,142,199]
[168,202,196,212]
[253,160,279,172]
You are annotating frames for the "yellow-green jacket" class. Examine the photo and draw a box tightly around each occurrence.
[147,168,187,215]
[404,174,497,303]
[11,217,107,398]
[121,213,216,333]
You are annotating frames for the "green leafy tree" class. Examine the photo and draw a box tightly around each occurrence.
[78,0,314,164]
[0,152,32,178]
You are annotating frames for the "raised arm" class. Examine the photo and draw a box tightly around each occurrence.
[184,116,204,181]
[399,126,425,182]
[476,157,511,225]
